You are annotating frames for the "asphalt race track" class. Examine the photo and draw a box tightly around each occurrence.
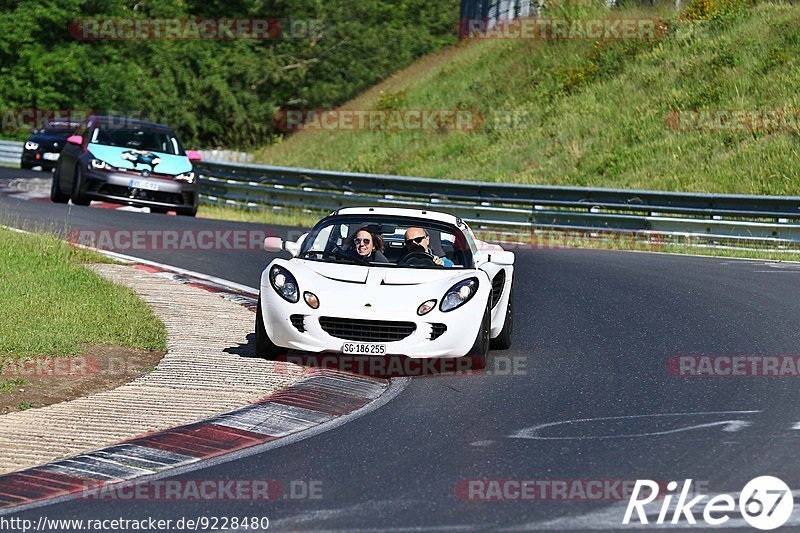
[3,167,800,531]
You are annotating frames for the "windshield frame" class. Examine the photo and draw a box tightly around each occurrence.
[297,214,475,269]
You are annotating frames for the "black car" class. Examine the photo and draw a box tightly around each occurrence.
[50,115,202,216]
[21,120,83,171]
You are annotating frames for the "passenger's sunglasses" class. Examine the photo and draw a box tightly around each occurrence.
[354,238,371,245]
[405,236,427,245]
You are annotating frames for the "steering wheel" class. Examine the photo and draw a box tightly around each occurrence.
[397,251,437,266]
[322,244,344,259]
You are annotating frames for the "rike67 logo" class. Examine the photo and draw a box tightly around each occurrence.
[623,477,794,530]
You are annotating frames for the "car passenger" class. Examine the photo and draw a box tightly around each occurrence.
[348,227,389,263]
[403,227,454,267]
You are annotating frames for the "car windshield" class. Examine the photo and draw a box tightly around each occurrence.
[297,215,474,269]
[90,127,184,155]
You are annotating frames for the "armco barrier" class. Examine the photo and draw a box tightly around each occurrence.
[193,161,800,244]
[4,139,799,245]
[0,140,22,166]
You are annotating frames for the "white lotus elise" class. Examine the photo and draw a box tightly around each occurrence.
[256,207,514,369]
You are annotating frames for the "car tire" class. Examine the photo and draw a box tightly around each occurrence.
[70,165,91,206]
[490,286,513,350]
[255,296,282,360]
[468,304,491,370]
[20,160,32,170]
[50,164,69,204]
[150,207,170,214]
[177,207,197,217]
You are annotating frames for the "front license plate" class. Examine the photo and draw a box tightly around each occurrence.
[43,152,60,161]
[129,179,159,191]
[342,343,386,355]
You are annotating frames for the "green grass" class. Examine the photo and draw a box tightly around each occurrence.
[253,1,800,196]
[660,244,800,261]
[0,378,26,393]
[0,227,167,359]
[198,203,319,228]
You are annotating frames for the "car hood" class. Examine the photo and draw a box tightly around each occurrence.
[263,258,488,316]
[87,143,192,175]
[28,134,70,147]
[299,260,467,285]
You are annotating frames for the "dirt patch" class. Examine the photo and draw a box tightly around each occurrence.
[0,345,165,414]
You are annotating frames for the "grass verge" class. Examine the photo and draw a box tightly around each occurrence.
[254,1,800,196]
[0,227,167,393]
[198,202,321,228]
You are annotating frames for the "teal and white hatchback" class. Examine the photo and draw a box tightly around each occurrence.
[50,115,202,216]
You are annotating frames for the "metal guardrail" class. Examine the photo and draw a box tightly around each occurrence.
[0,140,22,166]
[194,161,800,245]
[2,138,797,244]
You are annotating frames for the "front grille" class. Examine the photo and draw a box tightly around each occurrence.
[430,323,447,340]
[290,314,306,332]
[491,270,506,309]
[319,317,416,342]
[96,183,186,205]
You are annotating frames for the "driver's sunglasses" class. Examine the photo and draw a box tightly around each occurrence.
[405,236,427,245]
[354,238,371,245]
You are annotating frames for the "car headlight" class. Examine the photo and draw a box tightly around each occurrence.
[91,159,112,170]
[439,277,479,312]
[270,265,299,303]
[25,142,39,151]
[175,171,195,183]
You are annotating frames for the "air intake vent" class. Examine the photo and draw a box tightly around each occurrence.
[491,270,506,309]
[430,323,447,340]
[319,317,416,342]
[290,314,306,332]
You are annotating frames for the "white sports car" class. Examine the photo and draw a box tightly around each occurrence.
[256,207,514,369]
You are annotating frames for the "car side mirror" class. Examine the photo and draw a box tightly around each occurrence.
[489,251,515,266]
[67,135,83,145]
[264,237,284,253]
[187,150,202,161]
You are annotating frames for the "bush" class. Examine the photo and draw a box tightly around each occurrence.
[0,0,459,148]
[682,0,756,21]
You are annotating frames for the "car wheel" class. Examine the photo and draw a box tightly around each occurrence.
[50,164,69,204]
[70,165,91,206]
[150,207,170,214]
[255,296,282,360]
[20,160,32,170]
[490,286,513,350]
[177,207,197,217]
[468,304,491,370]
